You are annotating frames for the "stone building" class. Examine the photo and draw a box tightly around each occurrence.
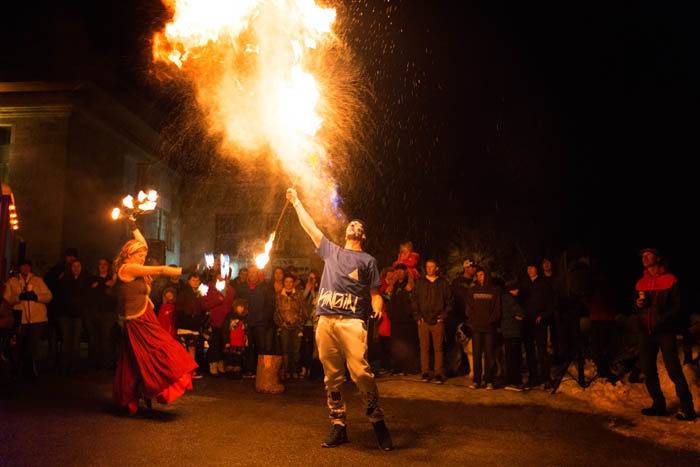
[0,81,181,275]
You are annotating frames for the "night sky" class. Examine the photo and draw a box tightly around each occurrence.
[2,1,697,303]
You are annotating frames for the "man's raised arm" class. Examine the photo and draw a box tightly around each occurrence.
[286,188,323,248]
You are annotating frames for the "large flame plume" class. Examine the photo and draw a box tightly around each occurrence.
[153,0,353,224]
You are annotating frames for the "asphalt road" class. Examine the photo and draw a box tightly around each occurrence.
[1,373,698,466]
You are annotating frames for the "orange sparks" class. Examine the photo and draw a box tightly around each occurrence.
[152,0,348,219]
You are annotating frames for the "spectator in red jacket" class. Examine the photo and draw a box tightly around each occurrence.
[222,299,248,378]
[393,241,420,281]
[635,248,695,421]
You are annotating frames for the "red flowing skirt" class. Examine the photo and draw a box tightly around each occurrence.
[113,302,197,413]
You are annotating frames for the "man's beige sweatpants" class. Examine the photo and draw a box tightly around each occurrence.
[316,314,384,425]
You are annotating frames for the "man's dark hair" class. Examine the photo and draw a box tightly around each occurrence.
[18,259,32,268]
[65,248,78,258]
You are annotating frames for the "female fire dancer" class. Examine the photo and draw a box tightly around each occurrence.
[286,188,393,451]
[113,221,198,415]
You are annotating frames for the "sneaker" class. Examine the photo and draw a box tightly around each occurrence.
[193,372,204,380]
[433,375,445,385]
[372,420,393,451]
[641,405,667,417]
[420,373,431,382]
[504,384,524,392]
[676,409,697,421]
[469,382,482,389]
[485,383,495,390]
[322,424,348,448]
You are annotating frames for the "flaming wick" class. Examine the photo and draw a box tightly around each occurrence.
[111,190,159,221]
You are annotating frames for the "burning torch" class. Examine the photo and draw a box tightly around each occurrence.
[111,190,159,221]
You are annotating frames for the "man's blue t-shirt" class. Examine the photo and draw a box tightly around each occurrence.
[315,236,381,320]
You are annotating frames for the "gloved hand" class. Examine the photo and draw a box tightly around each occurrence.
[18,291,32,301]
[26,291,39,301]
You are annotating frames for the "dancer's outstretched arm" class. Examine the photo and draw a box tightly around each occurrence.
[121,264,182,280]
[286,188,322,248]
[120,222,181,279]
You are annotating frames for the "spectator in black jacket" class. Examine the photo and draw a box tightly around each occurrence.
[175,273,206,378]
[86,258,117,370]
[412,260,452,384]
[467,268,501,389]
[501,279,525,390]
[520,262,553,388]
[58,259,88,375]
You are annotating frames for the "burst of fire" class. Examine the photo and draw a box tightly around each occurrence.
[152,0,348,220]
[112,190,159,221]
[254,232,276,269]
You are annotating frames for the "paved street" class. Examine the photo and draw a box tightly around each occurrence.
[1,373,699,466]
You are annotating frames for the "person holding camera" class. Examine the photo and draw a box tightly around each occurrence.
[3,260,52,377]
[635,248,695,421]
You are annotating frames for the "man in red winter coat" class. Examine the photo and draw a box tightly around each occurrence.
[635,248,695,421]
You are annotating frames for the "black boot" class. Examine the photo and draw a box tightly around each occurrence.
[641,404,667,417]
[372,420,393,451]
[321,424,348,448]
[676,406,697,421]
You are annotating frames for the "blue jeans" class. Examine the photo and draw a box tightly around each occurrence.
[279,328,302,374]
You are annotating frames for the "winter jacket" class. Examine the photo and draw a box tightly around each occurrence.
[451,275,474,322]
[392,252,421,280]
[88,275,116,315]
[520,276,549,321]
[540,275,560,317]
[274,289,307,329]
[175,285,206,331]
[500,291,524,338]
[386,279,414,325]
[59,273,89,319]
[4,274,53,324]
[635,268,682,335]
[245,281,275,328]
[222,312,247,348]
[466,282,502,333]
[201,281,235,328]
[411,276,452,325]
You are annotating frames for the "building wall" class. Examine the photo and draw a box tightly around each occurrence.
[1,108,70,272]
[0,82,182,274]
